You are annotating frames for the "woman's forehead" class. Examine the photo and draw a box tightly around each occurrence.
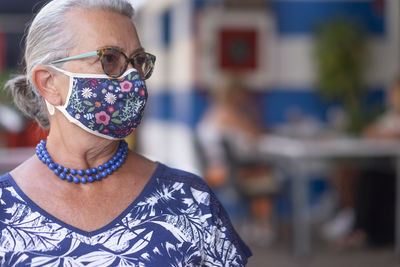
[66,8,140,53]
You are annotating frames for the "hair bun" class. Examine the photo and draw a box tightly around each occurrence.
[4,75,49,129]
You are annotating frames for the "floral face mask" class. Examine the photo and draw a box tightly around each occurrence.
[46,66,148,140]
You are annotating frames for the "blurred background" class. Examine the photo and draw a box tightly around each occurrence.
[0,0,399,266]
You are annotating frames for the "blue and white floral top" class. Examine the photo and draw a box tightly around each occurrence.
[0,163,251,266]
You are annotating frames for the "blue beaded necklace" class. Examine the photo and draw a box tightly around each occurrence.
[35,139,128,184]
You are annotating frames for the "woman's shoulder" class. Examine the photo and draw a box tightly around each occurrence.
[0,173,13,189]
[150,163,225,218]
[151,163,253,264]
[154,163,210,192]
[0,173,23,212]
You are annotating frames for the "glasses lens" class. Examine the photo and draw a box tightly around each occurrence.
[101,49,127,77]
[133,53,155,80]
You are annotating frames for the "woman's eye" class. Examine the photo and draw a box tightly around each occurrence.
[134,55,146,66]
[103,54,117,64]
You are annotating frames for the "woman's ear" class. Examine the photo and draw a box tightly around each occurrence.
[31,66,62,106]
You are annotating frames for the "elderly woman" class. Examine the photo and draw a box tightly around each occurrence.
[0,0,251,265]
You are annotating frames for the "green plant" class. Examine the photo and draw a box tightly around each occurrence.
[0,70,14,104]
[314,19,369,134]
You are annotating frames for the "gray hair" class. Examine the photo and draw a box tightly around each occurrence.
[5,0,135,129]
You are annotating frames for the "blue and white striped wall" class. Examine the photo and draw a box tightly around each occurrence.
[136,0,400,174]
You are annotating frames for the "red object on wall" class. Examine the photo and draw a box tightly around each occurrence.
[218,28,258,71]
[7,121,49,147]
[372,0,384,15]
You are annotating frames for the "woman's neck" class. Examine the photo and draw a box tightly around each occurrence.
[45,126,120,171]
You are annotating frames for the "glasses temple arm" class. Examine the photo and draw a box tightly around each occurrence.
[49,51,99,64]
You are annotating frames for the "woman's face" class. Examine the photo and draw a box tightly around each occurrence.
[54,8,141,102]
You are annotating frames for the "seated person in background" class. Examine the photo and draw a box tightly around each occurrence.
[322,78,399,247]
[352,78,400,247]
[196,75,278,245]
[364,78,400,139]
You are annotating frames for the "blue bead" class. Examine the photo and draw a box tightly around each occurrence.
[49,163,56,170]
[35,138,130,186]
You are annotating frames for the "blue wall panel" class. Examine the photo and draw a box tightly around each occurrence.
[273,1,384,35]
[146,88,385,128]
[161,9,172,48]
[146,91,172,122]
[258,88,385,126]
[5,33,24,69]
[0,0,45,14]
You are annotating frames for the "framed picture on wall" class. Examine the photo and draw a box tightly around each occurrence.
[197,9,276,89]
[218,28,258,71]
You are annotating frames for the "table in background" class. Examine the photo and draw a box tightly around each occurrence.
[258,135,400,261]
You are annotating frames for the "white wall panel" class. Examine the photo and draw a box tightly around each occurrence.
[138,119,201,175]
[274,36,316,88]
[168,39,194,91]
[273,36,398,89]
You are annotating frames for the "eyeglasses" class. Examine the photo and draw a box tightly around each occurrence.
[49,47,156,80]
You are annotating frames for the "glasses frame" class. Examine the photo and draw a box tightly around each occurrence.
[49,47,156,80]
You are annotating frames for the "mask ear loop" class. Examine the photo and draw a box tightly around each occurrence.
[45,100,55,115]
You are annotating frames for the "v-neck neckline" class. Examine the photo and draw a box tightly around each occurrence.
[6,162,164,237]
